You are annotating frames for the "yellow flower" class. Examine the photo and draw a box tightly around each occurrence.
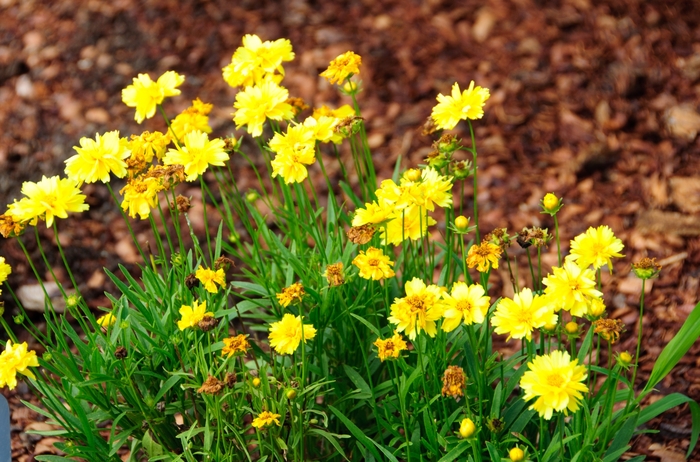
[491,288,557,341]
[96,313,116,328]
[169,98,213,141]
[163,131,229,182]
[520,350,589,420]
[441,282,490,332]
[223,34,294,88]
[0,341,39,390]
[303,115,339,143]
[542,193,560,214]
[0,257,11,284]
[7,176,89,227]
[351,200,394,227]
[251,410,281,429]
[222,334,250,357]
[509,447,525,462]
[388,278,445,340]
[276,282,305,308]
[431,81,490,130]
[466,241,502,273]
[320,51,362,84]
[403,167,453,212]
[0,213,26,238]
[441,365,466,400]
[542,261,602,317]
[352,247,395,280]
[567,225,624,271]
[195,266,226,293]
[268,313,316,355]
[121,71,185,123]
[382,206,436,246]
[65,131,131,183]
[269,124,316,183]
[119,175,164,220]
[177,300,212,331]
[459,418,476,439]
[129,131,171,163]
[373,331,408,361]
[233,80,294,138]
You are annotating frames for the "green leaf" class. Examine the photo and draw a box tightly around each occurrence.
[603,414,636,459]
[688,400,700,458]
[343,364,372,398]
[34,457,77,462]
[307,429,350,461]
[638,393,695,425]
[329,405,399,462]
[350,313,381,338]
[154,374,183,403]
[437,440,471,462]
[143,430,164,457]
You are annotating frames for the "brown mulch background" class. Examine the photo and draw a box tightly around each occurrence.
[1,0,700,460]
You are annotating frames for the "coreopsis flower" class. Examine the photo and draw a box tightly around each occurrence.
[121,71,185,123]
[233,80,294,138]
[222,334,250,357]
[0,341,39,390]
[96,312,116,328]
[542,261,602,317]
[129,131,171,163]
[0,213,26,238]
[7,176,89,227]
[163,130,229,182]
[145,164,186,188]
[541,193,561,215]
[251,410,281,429]
[567,225,624,271]
[346,224,376,244]
[303,115,338,143]
[491,288,557,341]
[404,167,453,212]
[352,247,395,280]
[516,227,550,249]
[0,257,11,285]
[383,206,436,246]
[320,51,362,84]
[195,266,226,293]
[454,215,470,232]
[441,365,467,400]
[373,331,408,361]
[632,257,662,280]
[592,318,625,344]
[431,81,490,130]
[268,314,317,355]
[177,300,212,331]
[588,297,606,319]
[441,282,490,332]
[223,34,294,88]
[276,282,305,308]
[65,131,130,183]
[323,262,345,287]
[509,447,525,462]
[466,241,502,273]
[197,375,225,395]
[169,98,213,141]
[459,418,476,439]
[352,200,394,227]
[313,104,356,120]
[119,175,164,220]
[520,350,589,420]
[388,278,445,340]
[269,124,316,184]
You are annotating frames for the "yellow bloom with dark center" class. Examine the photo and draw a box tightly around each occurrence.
[466,241,502,273]
[269,124,316,184]
[542,261,602,317]
[120,175,164,220]
[276,282,305,308]
[441,365,467,399]
[169,98,213,142]
[373,331,408,361]
[129,131,171,163]
[388,278,445,340]
[567,225,624,271]
[163,131,229,182]
[233,80,294,138]
[121,71,185,123]
[223,34,294,88]
[491,288,557,341]
[431,81,490,130]
[66,131,131,184]
[268,313,316,355]
[383,206,436,246]
[96,313,116,328]
[195,266,226,293]
[520,350,588,420]
[352,247,395,280]
[0,257,11,285]
[320,51,362,84]
[177,300,212,331]
[0,341,39,390]
[441,282,490,332]
[222,334,250,357]
[7,176,89,227]
[251,410,281,429]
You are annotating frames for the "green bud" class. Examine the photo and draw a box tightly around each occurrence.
[13,314,23,324]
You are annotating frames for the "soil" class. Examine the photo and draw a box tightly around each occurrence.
[2,0,700,460]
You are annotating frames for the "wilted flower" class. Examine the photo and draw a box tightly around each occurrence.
[373,331,408,361]
[197,375,225,395]
[276,282,305,308]
[346,224,376,244]
[323,262,345,287]
[632,257,662,280]
[441,365,467,400]
[593,318,625,344]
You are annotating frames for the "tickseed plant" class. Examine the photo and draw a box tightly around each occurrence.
[0,34,699,461]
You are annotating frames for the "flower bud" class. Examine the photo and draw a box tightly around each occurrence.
[541,193,562,215]
[509,447,525,462]
[565,321,579,335]
[405,168,421,182]
[617,351,633,367]
[455,216,470,232]
[13,314,23,324]
[632,257,662,280]
[588,297,606,319]
[286,389,297,400]
[309,418,319,425]
[459,418,476,439]
[252,377,261,388]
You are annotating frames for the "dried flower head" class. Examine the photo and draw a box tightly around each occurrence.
[185,273,198,289]
[373,331,408,361]
[197,375,225,395]
[114,346,128,359]
[276,282,305,308]
[485,228,512,250]
[0,213,26,238]
[287,97,309,115]
[176,195,192,213]
[323,262,345,287]
[215,256,235,272]
[225,372,237,388]
[441,365,467,400]
[593,318,625,344]
[146,164,186,188]
[197,315,220,332]
[222,334,250,357]
[422,116,438,136]
[632,257,662,280]
[347,224,376,244]
[452,160,473,180]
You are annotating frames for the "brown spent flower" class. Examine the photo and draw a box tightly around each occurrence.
[147,164,186,187]
[593,318,625,344]
[114,346,128,359]
[347,224,376,245]
[422,115,438,136]
[323,262,345,287]
[632,257,662,280]
[215,256,236,272]
[185,273,199,289]
[197,375,225,395]
[516,227,550,249]
[0,213,26,238]
[485,228,512,250]
[176,195,192,213]
[335,116,363,137]
[442,365,467,400]
[225,372,237,388]
[198,315,220,332]
[286,97,310,116]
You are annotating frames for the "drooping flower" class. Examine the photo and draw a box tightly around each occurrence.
[441,282,490,332]
[542,261,602,317]
[177,300,212,331]
[163,130,229,182]
[320,51,362,84]
[567,225,624,271]
[352,247,395,280]
[169,98,213,142]
[519,350,589,420]
[195,266,226,293]
[0,341,39,390]
[65,131,131,183]
[222,334,250,357]
[268,314,316,355]
[233,80,294,138]
[7,176,89,227]
[431,81,490,130]
[373,331,408,361]
[269,124,316,184]
[276,282,305,308]
[441,365,467,400]
[491,288,557,341]
[388,278,445,340]
[121,71,185,123]
[251,410,281,429]
[223,34,294,88]
[466,241,502,273]
[96,312,116,328]
[119,175,164,220]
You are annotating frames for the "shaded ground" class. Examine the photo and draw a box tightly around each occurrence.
[1,0,700,459]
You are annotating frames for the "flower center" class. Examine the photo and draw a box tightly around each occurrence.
[547,374,564,388]
[407,295,427,314]
[455,300,472,314]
